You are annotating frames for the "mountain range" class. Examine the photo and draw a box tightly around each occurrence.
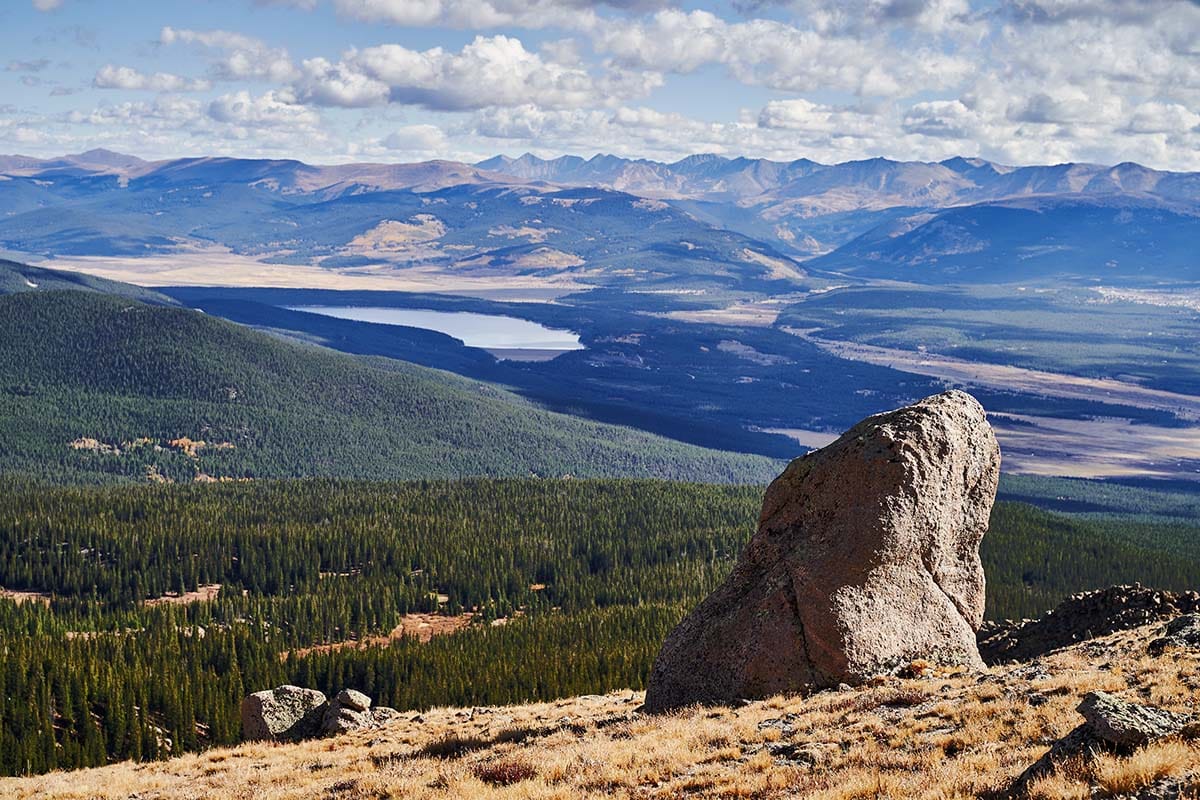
[478,152,1200,206]
[2,149,1197,288]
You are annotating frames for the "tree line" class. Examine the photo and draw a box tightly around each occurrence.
[1,477,1197,776]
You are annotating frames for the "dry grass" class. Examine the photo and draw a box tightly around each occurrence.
[472,757,538,786]
[283,613,475,660]
[0,588,52,607]
[1092,740,1196,794]
[143,584,223,607]
[1023,740,1200,800]
[4,621,1199,799]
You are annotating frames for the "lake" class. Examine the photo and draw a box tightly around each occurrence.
[287,306,585,360]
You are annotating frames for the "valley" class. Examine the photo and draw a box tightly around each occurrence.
[6,149,1199,482]
[35,248,594,296]
[5,0,1200,792]
[2,149,1200,788]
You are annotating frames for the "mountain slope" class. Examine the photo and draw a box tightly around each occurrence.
[0,258,175,302]
[0,290,780,483]
[6,149,1200,285]
[810,195,1200,284]
[3,620,1195,799]
[0,166,818,292]
[476,153,1200,260]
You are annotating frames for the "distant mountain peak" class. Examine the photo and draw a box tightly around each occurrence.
[670,153,730,167]
[69,148,144,163]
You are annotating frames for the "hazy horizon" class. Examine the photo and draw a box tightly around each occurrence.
[3,0,1199,170]
[6,145,1197,173]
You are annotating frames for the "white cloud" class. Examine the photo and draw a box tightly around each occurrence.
[757,98,880,138]
[477,104,609,139]
[207,90,321,128]
[296,35,644,111]
[471,103,897,163]
[93,65,212,92]
[593,10,973,97]
[67,96,205,128]
[330,0,668,30]
[1008,85,1124,126]
[1124,101,1200,135]
[14,1,1200,170]
[7,59,51,73]
[292,58,390,107]
[56,92,330,156]
[999,0,1189,25]
[32,0,63,10]
[160,27,298,83]
[900,99,981,139]
[383,123,449,151]
[784,0,978,34]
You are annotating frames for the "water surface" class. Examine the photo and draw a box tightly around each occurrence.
[288,305,585,354]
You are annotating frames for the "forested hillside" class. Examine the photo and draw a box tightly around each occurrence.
[0,290,778,483]
[1,478,1197,776]
[0,259,174,303]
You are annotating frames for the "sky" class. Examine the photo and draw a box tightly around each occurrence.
[2,0,1199,169]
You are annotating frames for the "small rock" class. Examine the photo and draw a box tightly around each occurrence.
[1009,724,1104,796]
[793,742,839,765]
[1004,662,1051,683]
[322,689,376,736]
[766,741,797,757]
[1078,691,1192,748]
[758,716,797,736]
[767,741,838,765]
[323,707,373,736]
[371,707,402,727]
[1120,773,1200,800]
[336,689,371,712]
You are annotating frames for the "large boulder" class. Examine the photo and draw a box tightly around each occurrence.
[241,685,328,742]
[644,391,1000,712]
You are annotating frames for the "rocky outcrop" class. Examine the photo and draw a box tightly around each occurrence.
[241,686,401,741]
[370,706,404,727]
[1078,691,1193,747]
[644,391,1000,712]
[322,689,375,736]
[979,585,1200,664]
[1148,614,1200,656]
[1010,691,1195,796]
[241,685,328,742]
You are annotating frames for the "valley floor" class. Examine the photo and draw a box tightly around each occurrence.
[790,331,1200,482]
[6,621,1198,800]
[36,250,589,299]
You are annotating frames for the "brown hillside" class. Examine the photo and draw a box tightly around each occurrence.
[5,619,1199,800]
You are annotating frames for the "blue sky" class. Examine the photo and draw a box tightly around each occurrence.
[3,0,1199,168]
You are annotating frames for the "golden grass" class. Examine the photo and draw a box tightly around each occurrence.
[1093,740,1196,795]
[3,622,1199,799]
